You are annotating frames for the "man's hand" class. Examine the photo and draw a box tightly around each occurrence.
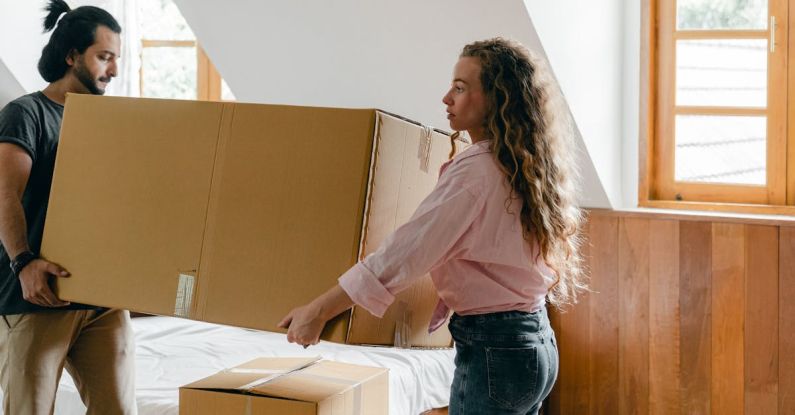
[278,303,327,348]
[18,258,70,307]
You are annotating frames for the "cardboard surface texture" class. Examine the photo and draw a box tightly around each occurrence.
[179,357,389,415]
[42,95,463,347]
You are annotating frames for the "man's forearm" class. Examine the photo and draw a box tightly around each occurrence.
[0,192,30,258]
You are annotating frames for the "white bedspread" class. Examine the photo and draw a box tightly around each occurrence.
[0,316,454,415]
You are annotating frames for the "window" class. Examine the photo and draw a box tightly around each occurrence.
[138,0,234,101]
[645,0,792,212]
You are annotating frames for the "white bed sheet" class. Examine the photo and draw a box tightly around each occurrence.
[2,316,454,415]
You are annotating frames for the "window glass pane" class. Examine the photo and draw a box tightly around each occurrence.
[142,47,197,100]
[677,0,767,30]
[139,0,195,41]
[676,39,767,107]
[675,115,766,185]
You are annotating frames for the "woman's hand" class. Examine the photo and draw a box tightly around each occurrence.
[278,303,327,348]
[277,284,355,349]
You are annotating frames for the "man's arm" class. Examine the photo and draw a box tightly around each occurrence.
[0,142,69,307]
[0,143,33,256]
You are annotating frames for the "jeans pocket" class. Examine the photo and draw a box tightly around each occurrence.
[486,346,539,409]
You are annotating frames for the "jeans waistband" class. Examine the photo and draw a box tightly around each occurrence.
[449,308,553,344]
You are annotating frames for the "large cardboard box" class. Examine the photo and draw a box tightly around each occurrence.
[41,95,462,347]
[179,357,388,415]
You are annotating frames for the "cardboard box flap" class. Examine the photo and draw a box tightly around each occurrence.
[250,360,388,403]
[179,358,388,415]
[346,111,467,347]
[184,356,320,390]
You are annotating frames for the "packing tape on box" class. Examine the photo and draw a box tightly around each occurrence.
[174,273,196,318]
[228,368,287,375]
[244,396,252,415]
[417,125,433,173]
[231,368,288,390]
[236,366,369,415]
[292,372,364,415]
[232,358,322,390]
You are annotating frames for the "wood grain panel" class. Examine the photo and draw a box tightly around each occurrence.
[648,219,680,415]
[779,226,795,414]
[711,223,745,415]
[618,218,650,415]
[547,302,563,414]
[588,215,620,415]
[570,218,593,413]
[744,225,779,414]
[679,221,712,414]
[547,211,786,415]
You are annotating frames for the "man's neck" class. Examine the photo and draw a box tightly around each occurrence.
[42,76,84,105]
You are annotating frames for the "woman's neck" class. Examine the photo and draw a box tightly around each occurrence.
[468,127,488,143]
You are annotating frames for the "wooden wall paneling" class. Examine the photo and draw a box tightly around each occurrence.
[550,212,788,415]
[570,216,593,413]
[648,219,681,415]
[779,226,795,413]
[588,215,620,415]
[618,218,651,415]
[744,225,779,414]
[547,299,563,414]
[679,221,713,414]
[550,217,592,414]
[711,223,746,414]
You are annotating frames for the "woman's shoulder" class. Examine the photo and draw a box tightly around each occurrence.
[442,142,503,188]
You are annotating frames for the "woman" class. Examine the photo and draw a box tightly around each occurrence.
[279,38,586,414]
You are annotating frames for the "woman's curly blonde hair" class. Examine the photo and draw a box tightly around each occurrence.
[451,38,587,308]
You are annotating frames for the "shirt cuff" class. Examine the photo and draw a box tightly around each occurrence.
[338,262,395,318]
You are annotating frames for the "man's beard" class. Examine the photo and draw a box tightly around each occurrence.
[74,60,109,96]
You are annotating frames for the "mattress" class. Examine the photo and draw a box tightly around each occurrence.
[1,316,454,415]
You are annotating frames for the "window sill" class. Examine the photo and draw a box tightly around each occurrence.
[589,200,795,227]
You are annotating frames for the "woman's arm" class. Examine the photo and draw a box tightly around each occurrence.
[277,284,354,347]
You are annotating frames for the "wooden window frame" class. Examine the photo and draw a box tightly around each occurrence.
[139,39,224,101]
[640,0,795,215]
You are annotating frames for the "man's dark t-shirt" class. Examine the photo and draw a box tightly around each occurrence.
[0,91,92,314]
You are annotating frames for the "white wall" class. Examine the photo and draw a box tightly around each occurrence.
[623,0,641,208]
[0,0,625,209]
[174,0,612,208]
[0,0,50,94]
[524,0,627,208]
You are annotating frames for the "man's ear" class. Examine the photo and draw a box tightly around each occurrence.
[65,49,77,66]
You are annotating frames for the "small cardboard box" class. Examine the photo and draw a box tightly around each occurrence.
[179,357,388,415]
[42,95,463,347]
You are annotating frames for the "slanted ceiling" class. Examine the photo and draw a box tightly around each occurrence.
[173,0,613,209]
[0,0,617,208]
[0,58,24,109]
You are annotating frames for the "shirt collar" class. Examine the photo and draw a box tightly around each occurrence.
[456,139,492,161]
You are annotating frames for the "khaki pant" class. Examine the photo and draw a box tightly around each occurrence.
[0,309,136,415]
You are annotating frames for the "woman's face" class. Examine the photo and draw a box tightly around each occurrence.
[442,57,488,141]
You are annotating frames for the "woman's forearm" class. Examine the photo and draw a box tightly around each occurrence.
[313,284,355,321]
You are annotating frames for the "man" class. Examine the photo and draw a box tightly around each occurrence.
[0,1,135,413]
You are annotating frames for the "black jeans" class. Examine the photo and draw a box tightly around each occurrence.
[448,308,558,414]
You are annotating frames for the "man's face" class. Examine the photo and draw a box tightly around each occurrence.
[69,25,121,95]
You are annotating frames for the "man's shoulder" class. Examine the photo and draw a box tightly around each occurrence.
[1,93,43,117]
[1,92,63,128]
[7,92,44,107]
